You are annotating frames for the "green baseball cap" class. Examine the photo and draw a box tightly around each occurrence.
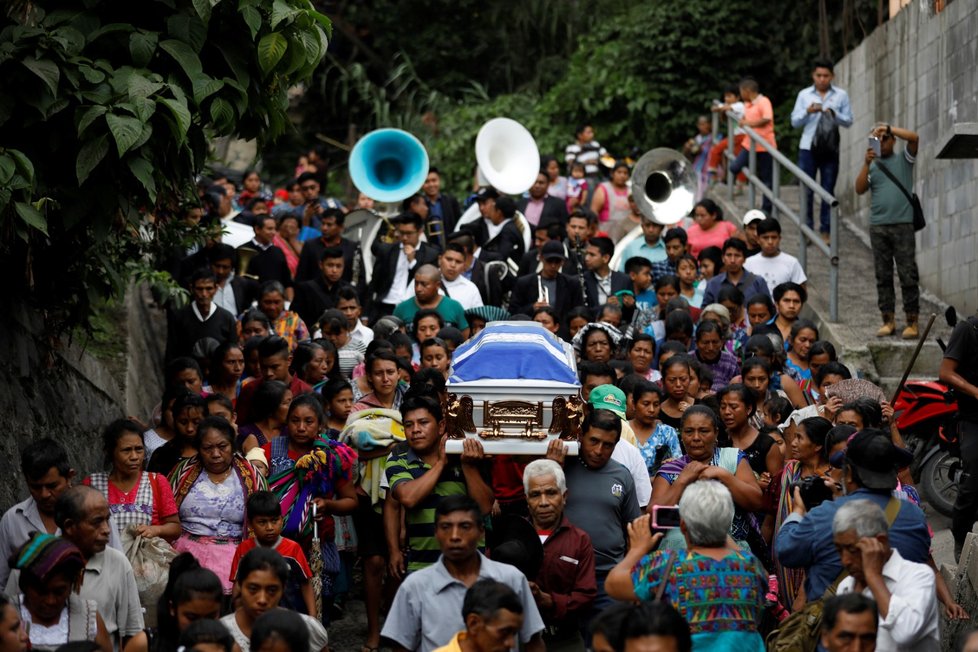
[588,384,627,420]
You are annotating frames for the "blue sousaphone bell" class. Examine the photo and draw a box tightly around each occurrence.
[348,129,430,203]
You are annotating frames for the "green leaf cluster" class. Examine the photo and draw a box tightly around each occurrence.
[0,0,330,333]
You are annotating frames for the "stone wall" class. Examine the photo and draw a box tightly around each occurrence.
[833,0,978,316]
[0,287,165,512]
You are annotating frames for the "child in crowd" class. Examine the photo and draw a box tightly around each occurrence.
[625,257,656,313]
[229,491,316,617]
[565,161,589,212]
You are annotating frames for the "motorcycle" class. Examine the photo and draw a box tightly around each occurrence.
[896,307,962,517]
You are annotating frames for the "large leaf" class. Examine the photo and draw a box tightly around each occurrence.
[241,6,261,39]
[105,113,144,156]
[271,0,299,29]
[0,156,15,186]
[14,202,49,236]
[166,15,208,53]
[8,149,34,182]
[76,135,109,185]
[128,156,157,203]
[192,76,224,105]
[209,97,235,130]
[21,57,61,95]
[157,96,191,144]
[128,73,165,100]
[257,32,288,75]
[129,32,158,67]
[159,40,203,79]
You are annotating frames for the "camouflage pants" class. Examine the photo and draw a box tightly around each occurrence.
[869,223,920,315]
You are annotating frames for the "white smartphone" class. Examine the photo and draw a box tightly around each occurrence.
[869,136,881,157]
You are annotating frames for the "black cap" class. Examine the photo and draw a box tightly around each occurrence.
[844,429,914,491]
[540,240,566,260]
[474,187,499,202]
[494,196,517,219]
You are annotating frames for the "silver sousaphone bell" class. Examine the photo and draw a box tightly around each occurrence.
[610,148,695,269]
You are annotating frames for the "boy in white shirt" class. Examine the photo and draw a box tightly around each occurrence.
[743,217,807,294]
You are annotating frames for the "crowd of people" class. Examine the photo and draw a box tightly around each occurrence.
[0,56,976,652]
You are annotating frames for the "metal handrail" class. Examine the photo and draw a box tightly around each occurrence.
[714,111,840,322]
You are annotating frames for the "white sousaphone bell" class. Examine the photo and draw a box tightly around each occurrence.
[454,117,539,253]
[347,128,431,284]
[610,147,695,270]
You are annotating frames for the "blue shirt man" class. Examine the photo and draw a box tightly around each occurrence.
[616,218,667,272]
[775,430,931,599]
[790,59,853,235]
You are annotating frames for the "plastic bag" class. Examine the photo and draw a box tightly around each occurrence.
[811,111,840,160]
[123,529,177,628]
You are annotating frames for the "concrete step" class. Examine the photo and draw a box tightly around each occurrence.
[708,184,952,387]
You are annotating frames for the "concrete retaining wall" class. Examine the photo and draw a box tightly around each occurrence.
[0,286,165,512]
[833,0,978,316]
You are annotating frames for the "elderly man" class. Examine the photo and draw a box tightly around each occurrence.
[393,264,470,337]
[523,459,595,651]
[821,594,879,652]
[381,495,545,652]
[7,486,146,652]
[833,499,939,651]
[547,409,641,634]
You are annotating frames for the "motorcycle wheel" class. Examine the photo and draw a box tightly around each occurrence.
[920,451,962,517]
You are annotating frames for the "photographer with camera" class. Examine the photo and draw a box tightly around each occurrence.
[775,430,931,605]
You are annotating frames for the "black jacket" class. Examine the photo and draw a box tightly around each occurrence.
[165,304,238,362]
[226,275,259,315]
[583,270,633,310]
[295,236,363,287]
[517,196,569,227]
[239,243,293,288]
[465,218,525,267]
[291,276,351,329]
[508,273,584,318]
[369,241,439,306]
[426,194,463,236]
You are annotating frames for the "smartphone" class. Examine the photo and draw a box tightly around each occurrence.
[651,505,681,530]
[869,136,881,158]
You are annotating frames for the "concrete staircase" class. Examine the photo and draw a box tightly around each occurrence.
[708,184,951,396]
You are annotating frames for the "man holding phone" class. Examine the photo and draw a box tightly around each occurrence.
[854,123,921,339]
[790,59,853,242]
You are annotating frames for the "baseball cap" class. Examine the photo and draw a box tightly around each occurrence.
[540,240,566,260]
[844,429,914,491]
[743,209,767,226]
[588,384,627,420]
[474,187,499,202]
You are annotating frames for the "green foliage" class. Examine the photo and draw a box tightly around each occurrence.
[0,0,330,332]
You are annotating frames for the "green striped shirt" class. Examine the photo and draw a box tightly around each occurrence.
[386,449,468,572]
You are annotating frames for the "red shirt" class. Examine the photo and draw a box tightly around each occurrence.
[82,471,178,525]
[228,536,312,582]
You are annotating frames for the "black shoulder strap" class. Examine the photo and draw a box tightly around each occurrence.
[874,161,914,204]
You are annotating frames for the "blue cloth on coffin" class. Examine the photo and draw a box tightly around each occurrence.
[449,323,578,384]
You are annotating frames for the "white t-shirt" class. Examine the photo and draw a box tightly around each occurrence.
[612,438,653,508]
[441,276,484,310]
[744,251,807,294]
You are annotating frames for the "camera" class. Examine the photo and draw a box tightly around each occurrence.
[790,475,834,510]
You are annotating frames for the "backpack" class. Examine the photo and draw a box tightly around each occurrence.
[765,497,900,652]
[811,111,840,160]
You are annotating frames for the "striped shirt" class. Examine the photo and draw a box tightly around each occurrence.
[385,448,469,572]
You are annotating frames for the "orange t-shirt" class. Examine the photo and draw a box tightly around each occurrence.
[743,95,776,152]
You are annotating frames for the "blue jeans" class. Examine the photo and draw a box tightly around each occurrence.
[798,149,839,233]
[729,149,773,213]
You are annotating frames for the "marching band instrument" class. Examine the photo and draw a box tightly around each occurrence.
[236,245,259,280]
[630,148,694,226]
[348,129,429,203]
[475,118,540,195]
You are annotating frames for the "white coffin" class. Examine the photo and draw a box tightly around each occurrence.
[444,322,582,455]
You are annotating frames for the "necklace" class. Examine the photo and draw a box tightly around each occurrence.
[208,467,232,484]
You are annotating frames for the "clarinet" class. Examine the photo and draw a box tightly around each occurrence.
[575,237,590,308]
[351,227,363,290]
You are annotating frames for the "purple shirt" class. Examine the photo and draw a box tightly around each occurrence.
[695,348,741,391]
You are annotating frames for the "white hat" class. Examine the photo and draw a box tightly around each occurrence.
[743,209,767,225]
